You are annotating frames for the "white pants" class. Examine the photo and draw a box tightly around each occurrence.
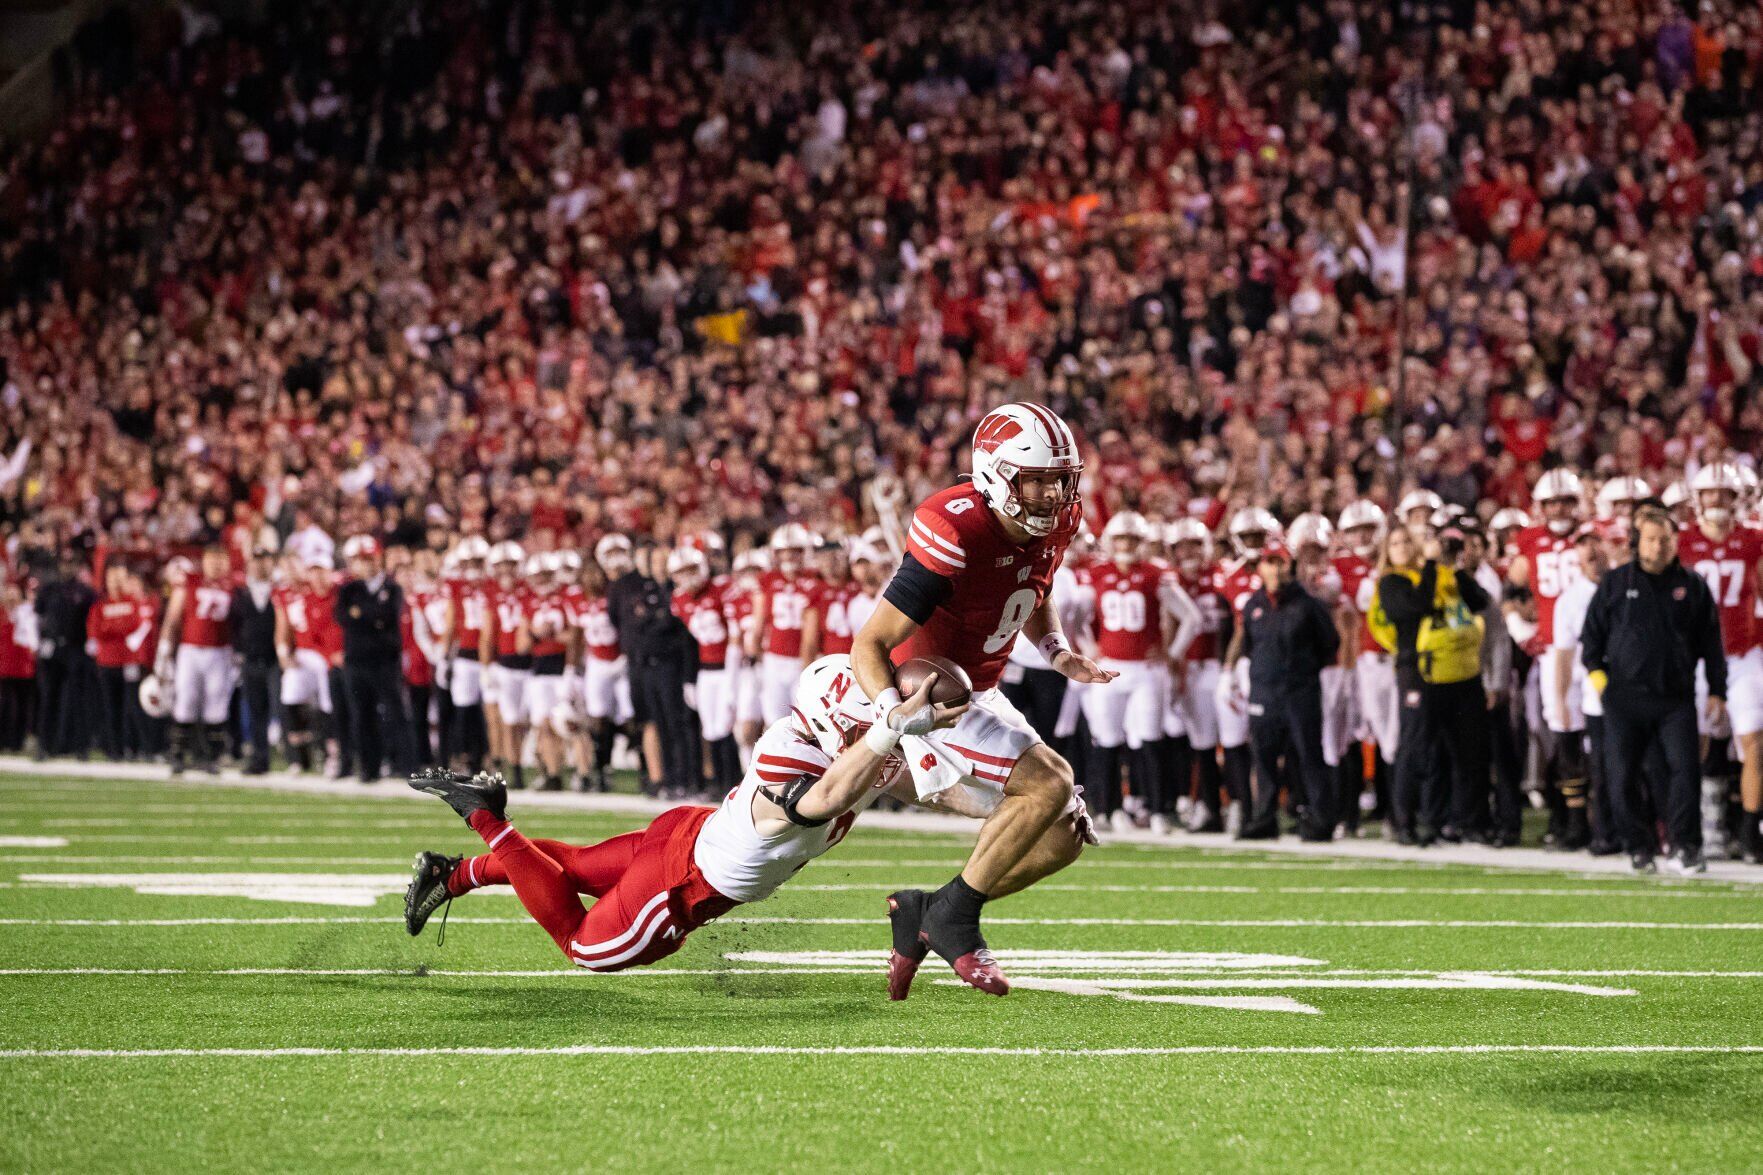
[910,688,1080,820]
[1152,663,1185,739]
[760,652,801,725]
[1356,652,1399,764]
[1175,659,1220,749]
[1539,650,1585,734]
[449,657,483,708]
[1054,679,1084,739]
[584,656,633,723]
[1697,648,1763,743]
[489,666,531,724]
[694,666,736,742]
[1080,659,1166,749]
[524,673,565,731]
[173,645,235,725]
[731,655,764,724]
[279,647,332,713]
[1213,658,1251,749]
[1320,665,1353,768]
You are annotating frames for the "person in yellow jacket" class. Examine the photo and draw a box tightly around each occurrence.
[1371,523,1495,845]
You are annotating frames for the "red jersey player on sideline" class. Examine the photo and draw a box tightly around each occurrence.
[400,659,965,974]
[851,402,1114,999]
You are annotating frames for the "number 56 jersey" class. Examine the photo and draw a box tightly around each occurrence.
[892,482,1081,692]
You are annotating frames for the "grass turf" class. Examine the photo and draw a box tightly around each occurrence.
[2,772,1762,1173]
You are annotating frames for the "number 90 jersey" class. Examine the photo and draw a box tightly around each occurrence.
[895,483,1081,691]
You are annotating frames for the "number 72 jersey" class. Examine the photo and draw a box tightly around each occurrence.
[895,482,1081,691]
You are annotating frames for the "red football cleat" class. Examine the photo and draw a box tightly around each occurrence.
[948,946,1010,997]
[885,891,930,1001]
[886,949,923,1001]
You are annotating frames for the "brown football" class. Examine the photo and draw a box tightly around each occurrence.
[895,655,973,706]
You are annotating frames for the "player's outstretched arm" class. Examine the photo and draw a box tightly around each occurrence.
[1021,594,1117,683]
[791,673,968,822]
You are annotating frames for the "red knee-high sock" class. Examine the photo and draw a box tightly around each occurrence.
[465,812,583,954]
[449,835,637,898]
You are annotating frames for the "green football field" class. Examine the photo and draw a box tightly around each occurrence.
[4,770,1763,1173]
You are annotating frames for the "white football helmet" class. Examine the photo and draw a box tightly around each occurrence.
[769,522,818,552]
[523,553,549,579]
[667,547,708,582]
[1166,517,1214,571]
[1287,512,1334,553]
[139,673,170,719]
[1691,462,1746,525]
[1227,507,1281,559]
[489,541,525,570]
[557,549,584,575]
[1661,479,1690,511]
[1489,507,1531,534]
[1595,475,1653,518]
[1336,500,1385,557]
[1396,490,1444,524]
[1532,469,1585,535]
[1101,511,1152,541]
[970,403,1083,537]
[454,535,490,562]
[792,655,874,757]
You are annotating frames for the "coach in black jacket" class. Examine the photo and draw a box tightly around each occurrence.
[1580,504,1725,873]
[1234,543,1340,841]
[609,542,701,797]
[335,536,415,783]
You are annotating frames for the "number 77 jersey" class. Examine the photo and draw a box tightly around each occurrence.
[1678,523,1763,656]
[894,483,1081,691]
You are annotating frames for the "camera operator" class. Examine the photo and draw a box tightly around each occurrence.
[1581,504,1726,874]
[1375,523,1494,844]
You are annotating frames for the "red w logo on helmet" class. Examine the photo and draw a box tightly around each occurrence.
[973,412,1024,455]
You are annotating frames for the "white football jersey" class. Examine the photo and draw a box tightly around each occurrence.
[692,716,884,902]
[1552,575,1600,717]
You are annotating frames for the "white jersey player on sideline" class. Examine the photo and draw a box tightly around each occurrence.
[1168,517,1229,830]
[582,534,636,726]
[1214,507,1280,830]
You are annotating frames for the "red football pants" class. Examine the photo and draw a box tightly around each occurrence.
[466,806,729,971]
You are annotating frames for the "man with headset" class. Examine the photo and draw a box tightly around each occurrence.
[1581,503,1727,874]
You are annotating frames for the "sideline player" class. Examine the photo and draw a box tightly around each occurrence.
[1508,468,1591,848]
[1678,462,1763,861]
[402,660,965,970]
[851,402,1113,997]
[155,545,238,774]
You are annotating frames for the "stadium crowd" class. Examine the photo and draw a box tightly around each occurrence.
[2,0,1763,866]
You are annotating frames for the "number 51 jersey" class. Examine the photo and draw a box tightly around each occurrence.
[894,482,1081,691]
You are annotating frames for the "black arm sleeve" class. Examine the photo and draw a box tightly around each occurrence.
[1698,575,1728,699]
[1457,567,1491,613]
[882,553,955,626]
[1378,563,1438,625]
[1311,596,1341,664]
[759,774,832,827]
[1580,574,1612,675]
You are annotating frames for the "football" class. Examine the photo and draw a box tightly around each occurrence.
[895,655,973,707]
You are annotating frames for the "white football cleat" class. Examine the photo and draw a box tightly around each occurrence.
[1149,813,1173,836]
[1108,809,1134,834]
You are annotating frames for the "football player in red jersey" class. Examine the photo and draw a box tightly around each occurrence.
[1508,468,1591,848]
[156,545,239,774]
[442,536,492,773]
[1333,500,1389,829]
[480,542,531,788]
[1075,511,1199,833]
[852,403,1115,998]
[725,549,767,760]
[1214,506,1280,831]
[521,552,573,791]
[1166,518,1229,831]
[750,523,826,723]
[670,546,743,795]
[1679,462,1763,861]
[814,539,863,657]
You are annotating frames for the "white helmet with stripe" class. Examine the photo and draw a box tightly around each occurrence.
[1691,461,1746,525]
[1287,512,1334,554]
[489,541,525,568]
[1165,517,1214,570]
[1336,500,1385,557]
[1101,510,1152,542]
[970,402,1083,537]
[667,546,708,581]
[1397,490,1444,524]
[1595,475,1653,518]
[1532,468,1585,535]
[1489,507,1532,534]
[1227,507,1281,559]
[791,655,874,758]
[769,522,818,552]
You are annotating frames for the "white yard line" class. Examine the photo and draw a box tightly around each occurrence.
[1,966,1759,979]
[8,755,1761,882]
[3,1044,1761,1060]
[2,915,1759,929]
